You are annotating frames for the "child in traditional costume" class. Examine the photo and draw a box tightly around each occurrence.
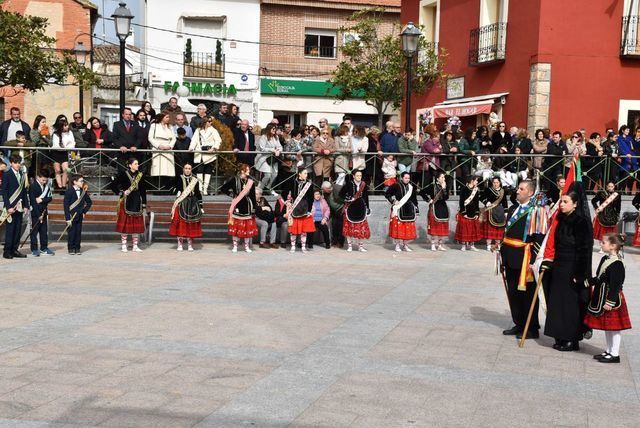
[114,158,147,252]
[385,172,418,252]
[481,176,508,251]
[281,168,315,253]
[455,175,481,251]
[339,170,371,252]
[220,163,258,253]
[591,181,620,252]
[169,162,203,251]
[584,233,632,363]
[420,171,449,251]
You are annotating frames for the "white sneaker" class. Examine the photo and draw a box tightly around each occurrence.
[438,244,447,252]
[395,244,402,252]
[132,246,143,253]
[461,245,467,252]
[231,245,237,253]
[245,246,253,253]
[177,245,184,252]
[470,245,479,252]
[290,246,296,253]
[121,245,128,253]
[431,244,437,252]
[187,245,194,252]
[347,245,353,252]
[301,247,308,253]
[403,245,413,252]
[358,245,367,252]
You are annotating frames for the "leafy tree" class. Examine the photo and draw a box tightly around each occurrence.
[330,8,446,128]
[0,4,99,93]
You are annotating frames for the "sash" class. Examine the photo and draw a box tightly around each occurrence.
[430,185,448,222]
[463,186,478,207]
[172,176,200,219]
[391,183,413,218]
[485,188,506,227]
[0,172,27,225]
[69,189,86,212]
[287,181,312,225]
[119,172,144,215]
[344,180,366,223]
[596,191,619,226]
[228,177,254,224]
[502,237,534,291]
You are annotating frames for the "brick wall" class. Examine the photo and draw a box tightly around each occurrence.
[0,0,93,121]
[260,3,399,77]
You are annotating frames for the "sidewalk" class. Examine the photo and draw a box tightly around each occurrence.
[0,243,638,427]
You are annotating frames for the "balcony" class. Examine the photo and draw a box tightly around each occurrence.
[304,45,336,59]
[183,52,225,79]
[621,15,640,57]
[469,22,507,66]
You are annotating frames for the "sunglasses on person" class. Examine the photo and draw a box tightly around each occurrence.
[73,116,81,120]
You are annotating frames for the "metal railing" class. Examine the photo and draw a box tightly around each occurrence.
[304,45,336,59]
[2,146,639,197]
[621,15,640,57]
[469,22,507,66]
[183,52,225,79]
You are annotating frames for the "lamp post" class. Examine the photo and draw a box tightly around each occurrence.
[112,2,134,113]
[401,22,422,131]
[74,41,89,118]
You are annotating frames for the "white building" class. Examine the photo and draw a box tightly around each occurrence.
[142,0,261,120]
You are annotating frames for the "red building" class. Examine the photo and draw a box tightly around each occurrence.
[401,0,640,135]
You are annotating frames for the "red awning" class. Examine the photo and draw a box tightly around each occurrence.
[431,100,494,119]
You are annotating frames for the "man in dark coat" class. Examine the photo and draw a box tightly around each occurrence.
[500,180,547,339]
[111,107,142,170]
[2,154,30,259]
[233,120,256,166]
[0,107,31,158]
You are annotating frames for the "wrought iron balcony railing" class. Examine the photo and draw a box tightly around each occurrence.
[183,52,225,79]
[621,15,640,57]
[469,22,507,66]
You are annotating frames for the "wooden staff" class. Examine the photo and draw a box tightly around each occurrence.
[18,210,46,250]
[57,212,77,242]
[518,270,545,348]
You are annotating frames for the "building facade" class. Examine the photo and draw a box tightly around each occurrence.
[0,0,96,121]
[141,0,261,121]
[402,0,640,135]
[258,0,400,127]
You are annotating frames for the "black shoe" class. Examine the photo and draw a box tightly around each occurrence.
[502,326,521,336]
[516,331,539,339]
[68,250,75,255]
[75,249,82,255]
[594,352,609,360]
[12,252,27,258]
[3,253,13,259]
[308,245,314,249]
[325,244,331,249]
[280,243,287,249]
[558,341,580,352]
[598,354,620,363]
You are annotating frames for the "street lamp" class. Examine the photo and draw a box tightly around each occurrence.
[401,22,422,131]
[74,41,89,118]
[112,2,134,113]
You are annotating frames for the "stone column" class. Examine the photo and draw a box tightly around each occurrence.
[527,63,551,136]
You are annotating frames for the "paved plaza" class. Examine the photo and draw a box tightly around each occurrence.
[0,242,638,427]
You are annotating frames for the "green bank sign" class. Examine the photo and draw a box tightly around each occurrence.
[164,81,237,97]
[260,78,363,98]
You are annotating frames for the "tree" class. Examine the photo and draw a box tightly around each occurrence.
[184,38,193,64]
[215,40,223,65]
[330,8,446,128]
[0,4,99,94]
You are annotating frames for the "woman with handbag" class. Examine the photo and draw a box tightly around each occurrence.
[584,233,632,363]
[192,117,222,195]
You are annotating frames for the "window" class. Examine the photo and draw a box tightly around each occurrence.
[621,0,640,56]
[304,29,336,58]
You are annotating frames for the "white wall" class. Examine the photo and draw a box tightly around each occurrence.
[144,0,260,110]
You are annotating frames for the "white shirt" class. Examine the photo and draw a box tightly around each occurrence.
[51,131,76,149]
[8,120,22,141]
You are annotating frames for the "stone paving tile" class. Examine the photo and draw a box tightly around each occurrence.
[0,243,638,426]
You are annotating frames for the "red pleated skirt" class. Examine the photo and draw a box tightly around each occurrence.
[169,209,203,238]
[427,210,449,237]
[482,220,505,240]
[584,292,632,331]
[633,223,640,247]
[115,204,145,234]
[288,215,315,235]
[343,216,371,239]
[455,213,481,243]
[592,217,617,241]
[227,216,258,238]
[389,217,417,240]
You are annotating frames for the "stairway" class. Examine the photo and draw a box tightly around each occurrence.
[46,196,232,242]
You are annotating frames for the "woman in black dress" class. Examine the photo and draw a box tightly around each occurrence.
[543,190,592,351]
